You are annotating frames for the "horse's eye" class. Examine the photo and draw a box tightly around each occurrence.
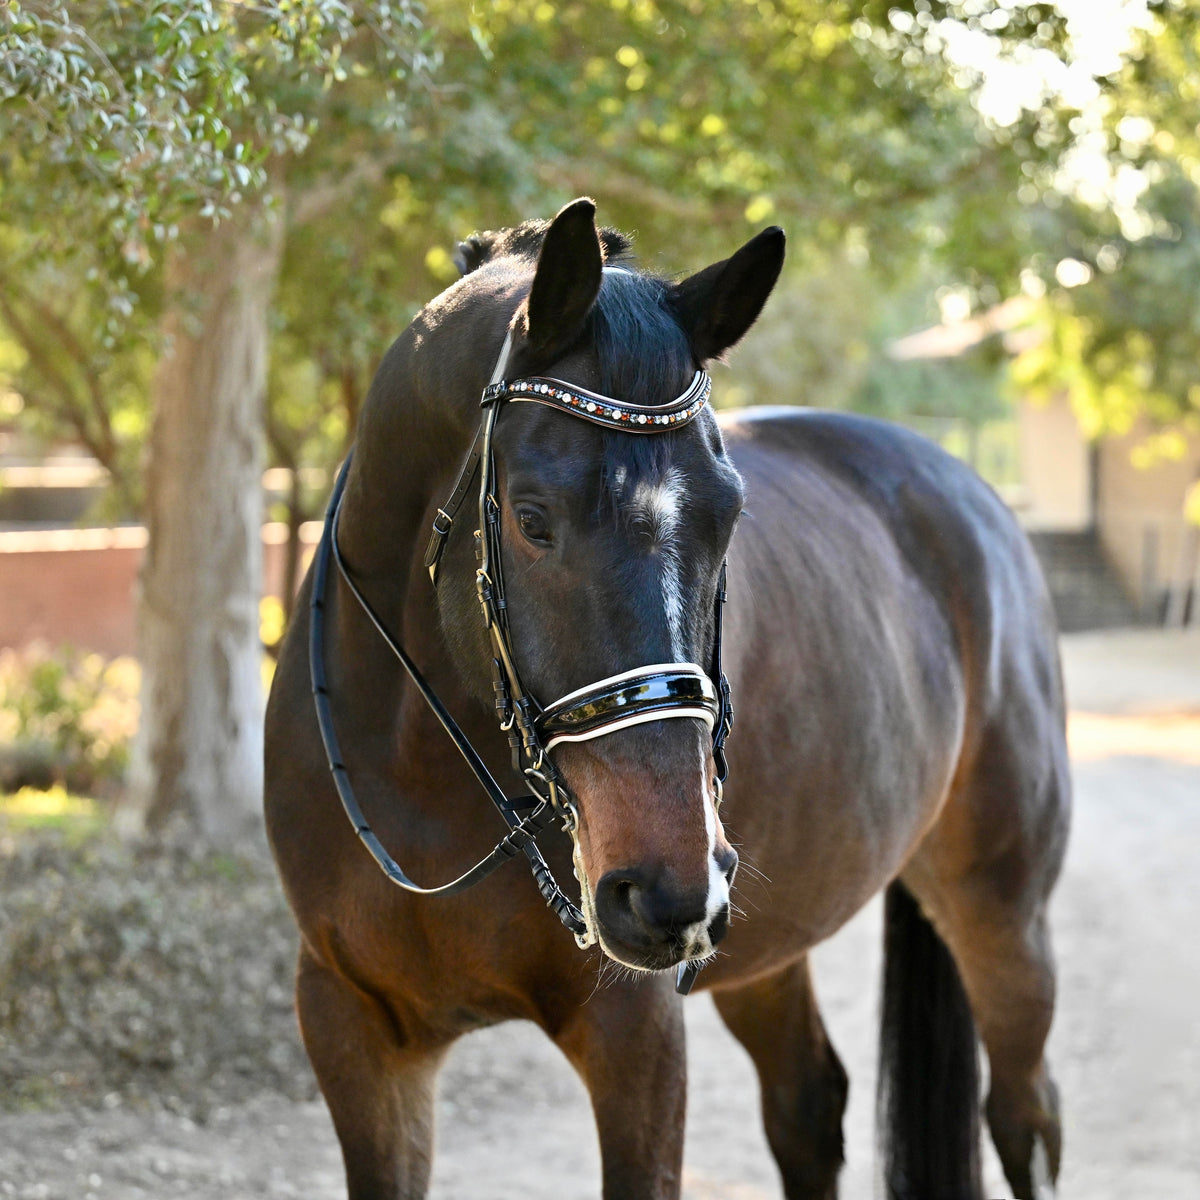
[516,506,552,545]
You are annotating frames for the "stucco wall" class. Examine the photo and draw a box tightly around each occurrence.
[1014,395,1091,531]
[1097,428,1200,613]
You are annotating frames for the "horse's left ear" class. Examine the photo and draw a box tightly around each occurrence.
[669,227,786,363]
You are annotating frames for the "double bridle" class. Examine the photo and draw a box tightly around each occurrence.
[310,329,734,994]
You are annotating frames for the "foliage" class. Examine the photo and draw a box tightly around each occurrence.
[0,243,156,514]
[3,0,1141,600]
[0,1,1082,461]
[1015,168,1200,443]
[0,825,311,1114]
[420,1,1072,275]
[259,0,1085,520]
[1005,1,1200,444]
[0,0,432,264]
[0,786,103,836]
[725,255,1010,414]
[1096,0,1200,168]
[0,645,139,797]
[719,254,880,411]
[857,295,1013,427]
[0,0,435,508]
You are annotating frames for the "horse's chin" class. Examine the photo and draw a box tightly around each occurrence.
[595,932,699,975]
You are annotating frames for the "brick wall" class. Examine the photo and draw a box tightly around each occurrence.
[0,523,321,657]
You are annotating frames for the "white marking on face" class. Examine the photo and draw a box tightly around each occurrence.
[630,466,687,660]
[680,737,729,959]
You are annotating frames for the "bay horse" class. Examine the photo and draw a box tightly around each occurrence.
[264,198,1069,1200]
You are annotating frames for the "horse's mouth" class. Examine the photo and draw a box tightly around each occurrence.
[581,845,736,974]
[593,909,729,974]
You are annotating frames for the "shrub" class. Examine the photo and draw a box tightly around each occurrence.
[0,644,139,796]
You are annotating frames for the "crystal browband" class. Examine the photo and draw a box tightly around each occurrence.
[535,663,719,752]
[483,370,712,432]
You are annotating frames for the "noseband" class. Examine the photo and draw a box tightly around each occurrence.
[310,329,734,993]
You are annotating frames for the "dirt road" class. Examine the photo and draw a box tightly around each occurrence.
[2,629,1198,1199]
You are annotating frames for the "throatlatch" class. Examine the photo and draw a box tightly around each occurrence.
[311,325,735,994]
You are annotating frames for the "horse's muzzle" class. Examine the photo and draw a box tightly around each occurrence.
[593,846,738,971]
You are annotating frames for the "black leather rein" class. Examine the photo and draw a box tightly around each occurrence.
[309,338,734,994]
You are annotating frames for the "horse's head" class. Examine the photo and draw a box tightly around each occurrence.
[434,199,784,972]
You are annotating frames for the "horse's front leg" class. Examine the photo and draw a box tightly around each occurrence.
[296,946,449,1200]
[551,972,688,1200]
[712,957,848,1200]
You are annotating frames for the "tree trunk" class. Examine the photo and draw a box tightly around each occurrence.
[125,206,284,844]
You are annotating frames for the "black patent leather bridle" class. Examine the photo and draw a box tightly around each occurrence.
[310,329,734,993]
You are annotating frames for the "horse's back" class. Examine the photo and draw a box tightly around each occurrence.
[723,405,1062,720]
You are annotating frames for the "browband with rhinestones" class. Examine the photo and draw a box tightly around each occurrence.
[482,370,712,432]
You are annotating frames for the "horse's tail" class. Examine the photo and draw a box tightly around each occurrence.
[878,879,982,1200]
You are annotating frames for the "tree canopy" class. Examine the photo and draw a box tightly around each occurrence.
[1,0,433,503]
[1010,2,1200,447]
[1,0,1095,508]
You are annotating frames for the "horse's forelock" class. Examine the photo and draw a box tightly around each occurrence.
[588,269,693,404]
[455,221,698,504]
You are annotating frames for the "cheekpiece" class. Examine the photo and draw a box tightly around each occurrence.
[483,370,712,433]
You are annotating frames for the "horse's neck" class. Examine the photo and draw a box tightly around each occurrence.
[326,394,495,771]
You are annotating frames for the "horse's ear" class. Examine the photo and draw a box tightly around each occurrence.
[669,227,786,363]
[455,233,496,276]
[522,198,603,361]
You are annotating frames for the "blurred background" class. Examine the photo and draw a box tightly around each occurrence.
[1,2,1198,1196]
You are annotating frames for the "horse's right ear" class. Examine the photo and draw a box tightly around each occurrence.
[521,198,603,363]
[669,227,786,363]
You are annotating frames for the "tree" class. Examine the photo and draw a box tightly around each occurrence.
[1014,169,1200,445]
[1008,1,1200,448]
[2,0,433,843]
[253,1,1088,612]
[421,0,1073,278]
[0,237,153,519]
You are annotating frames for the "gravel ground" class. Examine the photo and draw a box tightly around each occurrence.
[1,628,1198,1199]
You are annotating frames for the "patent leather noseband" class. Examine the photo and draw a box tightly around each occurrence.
[311,329,734,994]
[538,663,719,751]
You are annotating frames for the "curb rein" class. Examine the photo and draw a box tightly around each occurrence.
[309,333,734,995]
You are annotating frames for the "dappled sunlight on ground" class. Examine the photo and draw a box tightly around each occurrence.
[1068,711,1200,763]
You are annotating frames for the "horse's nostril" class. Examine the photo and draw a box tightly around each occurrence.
[627,878,688,931]
[595,871,648,932]
[596,868,709,948]
[719,845,739,888]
